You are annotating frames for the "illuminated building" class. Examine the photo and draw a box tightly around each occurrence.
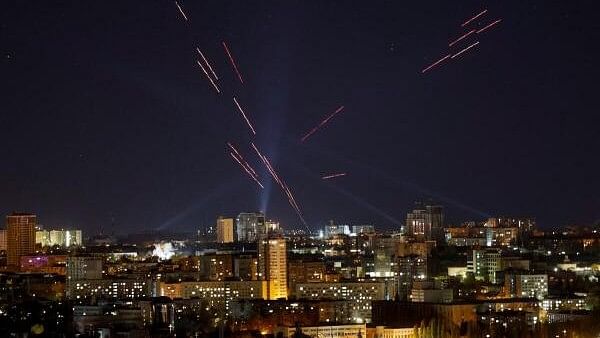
[406,203,443,241]
[197,253,233,280]
[36,229,83,247]
[368,248,395,278]
[6,213,37,269]
[504,272,548,300]
[295,281,396,323]
[159,280,267,313]
[139,298,176,333]
[352,224,375,234]
[236,212,265,242]
[68,277,151,300]
[447,267,468,279]
[396,254,427,300]
[287,260,325,296]
[66,256,103,298]
[410,286,453,303]
[266,220,280,233]
[233,254,257,280]
[258,235,288,299]
[67,256,103,279]
[323,223,351,238]
[539,296,587,312]
[275,324,367,338]
[485,217,536,245]
[216,216,234,243]
[444,217,531,247]
[0,229,6,251]
[487,227,519,247]
[366,326,415,338]
[468,248,502,283]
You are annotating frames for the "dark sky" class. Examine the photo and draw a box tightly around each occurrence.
[2,1,599,233]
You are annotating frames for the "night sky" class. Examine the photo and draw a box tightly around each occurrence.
[2,1,599,233]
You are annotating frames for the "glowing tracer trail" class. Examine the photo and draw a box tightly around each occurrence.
[251,143,281,184]
[451,41,480,59]
[476,19,502,34]
[196,48,219,80]
[250,142,306,225]
[300,106,345,142]
[227,142,258,177]
[174,1,189,21]
[322,172,347,180]
[421,54,451,73]
[222,41,244,84]
[461,9,487,27]
[233,97,256,135]
[196,60,220,93]
[449,30,476,47]
[229,152,264,189]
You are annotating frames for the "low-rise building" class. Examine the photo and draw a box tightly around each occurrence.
[366,326,415,338]
[275,324,366,338]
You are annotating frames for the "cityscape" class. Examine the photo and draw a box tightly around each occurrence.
[1,208,600,337]
[2,1,600,337]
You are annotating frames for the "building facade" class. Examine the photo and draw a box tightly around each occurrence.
[468,248,502,283]
[236,212,265,242]
[406,204,443,241]
[0,229,6,251]
[36,229,83,247]
[159,280,267,314]
[258,236,288,299]
[275,324,367,338]
[505,272,548,299]
[6,213,37,268]
[295,281,396,323]
[216,216,234,243]
[66,256,104,298]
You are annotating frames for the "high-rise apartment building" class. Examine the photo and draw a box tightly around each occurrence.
[6,213,37,268]
[216,216,235,243]
[406,203,444,241]
[236,212,266,242]
[0,229,6,251]
[258,235,288,299]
